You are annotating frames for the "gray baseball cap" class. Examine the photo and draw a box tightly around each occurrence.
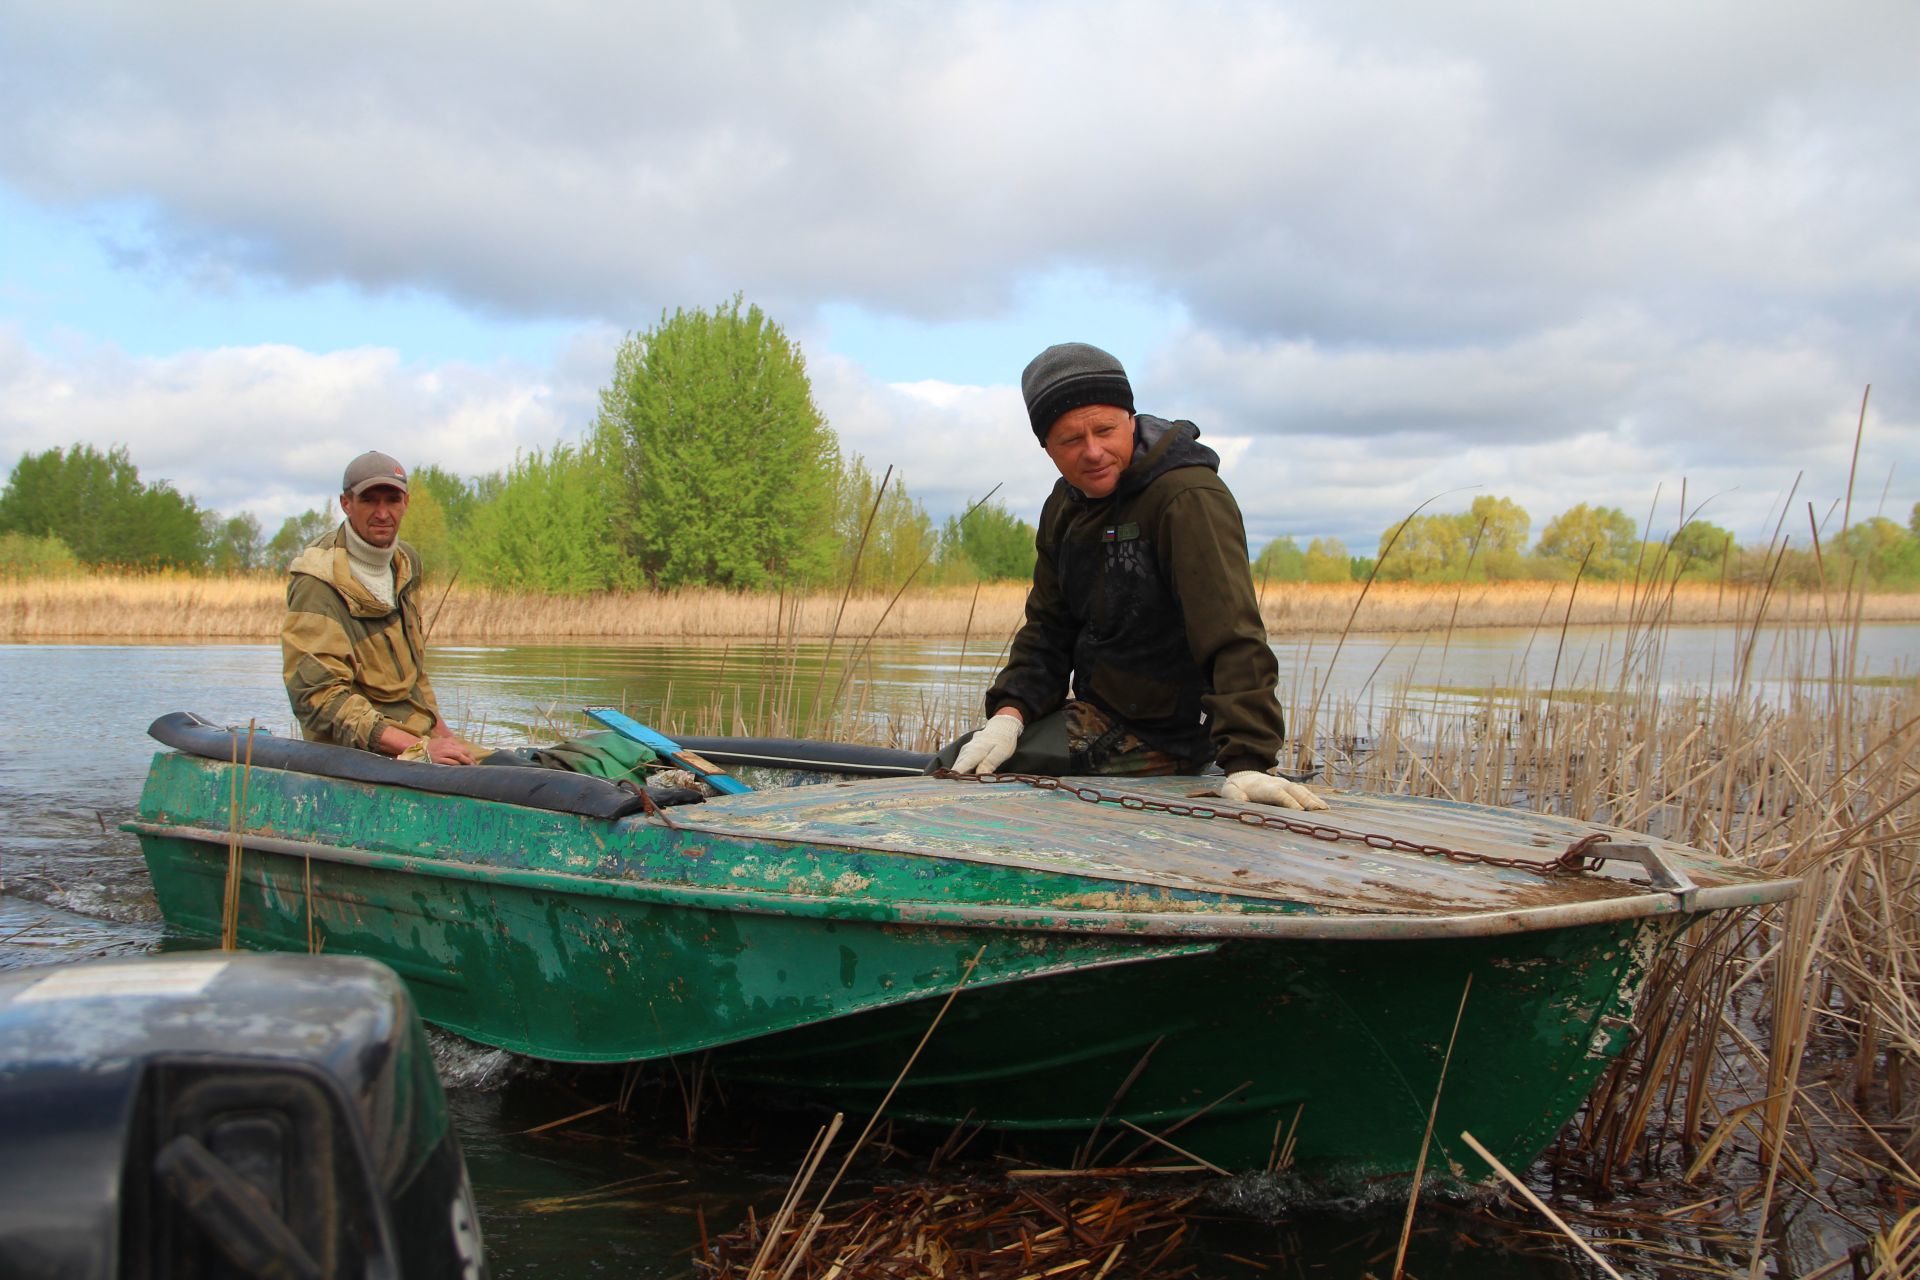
[342,451,409,496]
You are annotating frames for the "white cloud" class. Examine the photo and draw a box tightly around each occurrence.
[0,325,597,525]
[1161,315,1912,548]
[809,358,1053,519]
[2,3,1912,335]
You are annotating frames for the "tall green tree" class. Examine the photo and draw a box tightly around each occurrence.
[1373,496,1532,582]
[596,297,840,589]
[1842,516,1920,587]
[411,464,478,532]
[939,499,1037,583]
[1668,520,1734,578]
[400,485,456,579]
[1253,536,1308,584]
[1376,514,1472,581]
[0,444,207,568]
[1468,496,1531,553]
[1304,537,1352,583]
[1468,495,1532,578]
[462,443,621,594]
[1535,504,1639,578]
[832,459,938,591]
[267,508,337,567]
[0,532,82,578]
[204,511,267,572]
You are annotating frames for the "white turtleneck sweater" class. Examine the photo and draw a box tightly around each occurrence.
[342,521,397,609]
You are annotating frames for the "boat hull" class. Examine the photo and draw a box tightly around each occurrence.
[716,918,1670,1177]
[129,744,1767,1178]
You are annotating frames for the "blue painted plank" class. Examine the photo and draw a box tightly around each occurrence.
[585,708,752,795]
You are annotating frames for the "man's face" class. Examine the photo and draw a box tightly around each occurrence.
[1043,404,1136,499]
[340,485,409,548]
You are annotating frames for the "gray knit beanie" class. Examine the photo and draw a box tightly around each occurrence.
[1021,343,1134,443]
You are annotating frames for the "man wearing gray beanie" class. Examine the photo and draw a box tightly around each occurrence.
[935,343,1325,812]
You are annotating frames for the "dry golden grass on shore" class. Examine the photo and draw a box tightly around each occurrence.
[6,572,1920,643]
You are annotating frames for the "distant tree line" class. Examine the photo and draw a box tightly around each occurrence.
[5,296,1917,593]
[1252,494,1920,591]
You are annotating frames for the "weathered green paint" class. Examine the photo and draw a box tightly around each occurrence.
[717,917,1670,1178]
[131,751,1780,1178]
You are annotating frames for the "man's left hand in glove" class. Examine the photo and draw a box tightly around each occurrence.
[1220,770,1328,812]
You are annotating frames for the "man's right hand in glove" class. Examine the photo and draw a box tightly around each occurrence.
[952,711,1024,774]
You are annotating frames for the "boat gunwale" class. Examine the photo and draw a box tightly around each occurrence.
[127,820,1801,941]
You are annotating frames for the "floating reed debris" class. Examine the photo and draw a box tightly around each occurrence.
[700,1183,1203,1280]
[516,1170,689,1215]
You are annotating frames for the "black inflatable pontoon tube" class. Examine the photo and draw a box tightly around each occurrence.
[146,712,650,821]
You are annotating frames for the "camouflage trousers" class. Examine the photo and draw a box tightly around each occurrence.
[932,699,1200,777]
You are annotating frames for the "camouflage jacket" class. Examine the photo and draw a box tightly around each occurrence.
[280,526,441,750]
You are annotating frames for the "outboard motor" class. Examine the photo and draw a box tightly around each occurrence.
[0,953,483,1279]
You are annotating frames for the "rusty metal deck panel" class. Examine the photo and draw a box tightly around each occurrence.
[668,775,1781,917]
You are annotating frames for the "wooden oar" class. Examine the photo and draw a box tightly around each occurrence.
[585,708,751,796]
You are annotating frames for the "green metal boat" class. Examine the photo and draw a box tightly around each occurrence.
[129,712,1796,1180]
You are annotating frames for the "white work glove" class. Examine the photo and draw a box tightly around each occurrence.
[1221,770,1328,812]
[952,713,1024,774]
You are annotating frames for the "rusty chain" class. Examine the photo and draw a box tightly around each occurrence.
[929,769,1611,878]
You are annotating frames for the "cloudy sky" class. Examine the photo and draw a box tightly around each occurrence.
[2,1,1914,555]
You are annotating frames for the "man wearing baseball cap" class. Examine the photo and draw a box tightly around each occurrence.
[935,343,1325,811]
[280,450,479,764]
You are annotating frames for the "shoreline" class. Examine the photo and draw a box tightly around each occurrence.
[5,574,1920,643]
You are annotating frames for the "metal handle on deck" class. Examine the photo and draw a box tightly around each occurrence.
[1585,843,1699,908]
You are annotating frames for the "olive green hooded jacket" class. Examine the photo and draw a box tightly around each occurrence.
[280,526,442,750]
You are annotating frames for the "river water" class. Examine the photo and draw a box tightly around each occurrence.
[2,625,1912,1275]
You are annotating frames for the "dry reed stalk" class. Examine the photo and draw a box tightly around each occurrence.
[1292,491,1452,771]
[1460,1130,1628,1280]
[219,720,257,951]
[824,487,1004,737]
[1391,972,1472,1280]
[744,1115,844,1280]
[1435,517,1489,676]
[303,855,318,954]
[518,1102,614,1136]
[516,1171,689,1215]
[812,465,892,724]
[1111,1120,1228,1176]
[1073,1036,1164,1171]
[743,948,988,1280]
[1868,1206,1920,1280]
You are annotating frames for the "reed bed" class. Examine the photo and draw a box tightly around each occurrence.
[7,572,1920,642]
[1283,585,1916,1273]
